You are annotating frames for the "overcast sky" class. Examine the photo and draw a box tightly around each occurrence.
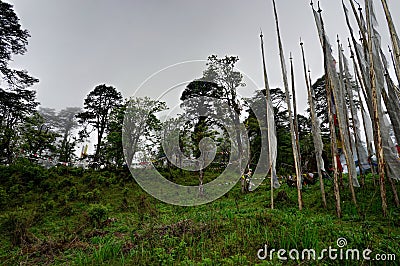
[6,0,400,115]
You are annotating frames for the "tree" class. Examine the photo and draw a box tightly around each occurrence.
[122,97,166,166]
[0,1,39,164]
[201,55,248,192]
[38,107,59,131]
[269,88,292,174]
[0,1,38,90]
[179,80,224,191]
[39,107,81,163]
[57,107,81,162]
[270,88,289,130]
[103,104,126,168]
[0,88,38,163]
[244,87,319,175]
[296,114,318,172]
[311,76,329,134]
[244,88,293,175]
[157,115,192,176]
[20,112,58,160]
[311,74,360,135]
[244,99,261,170]
[77,84,123,163]
[202,56,245,130]
[180,80,223,157]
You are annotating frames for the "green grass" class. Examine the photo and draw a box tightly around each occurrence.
[0,163,399,265]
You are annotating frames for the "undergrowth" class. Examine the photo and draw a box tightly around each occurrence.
[0,161,399,265]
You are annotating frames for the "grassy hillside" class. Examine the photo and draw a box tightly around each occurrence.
[0,159,399,265]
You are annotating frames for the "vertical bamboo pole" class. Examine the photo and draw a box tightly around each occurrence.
[380,0,400,86]
[300,40,327,208]
[260,31,275,210]
[272,0,302,210]
[313,1,342,217]
[348,42,376,178]
[365,0,388,217]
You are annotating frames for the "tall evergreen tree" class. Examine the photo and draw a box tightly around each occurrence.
[77,84,123,163]
[0,1,39,164]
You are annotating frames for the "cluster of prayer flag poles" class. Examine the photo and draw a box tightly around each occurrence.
[259,0,400,217]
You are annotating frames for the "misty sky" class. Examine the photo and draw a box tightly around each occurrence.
[6,0,400,115]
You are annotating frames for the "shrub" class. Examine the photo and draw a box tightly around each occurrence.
[16,161,48,186]
[57,178,74,189]
[39,179,56,193]
[66,186,78,201]
[0,208,38,246]
[58,204,74,217]
[53,165,70,176]
[9,184,21,196]
[153,247,174,265]
[0,186,9,208]
[69,167,84,177]
[87,204,109,228]
[81,188,101,203]
[0,159,48,190]
[59,204,74,217]
[39,199,56,212]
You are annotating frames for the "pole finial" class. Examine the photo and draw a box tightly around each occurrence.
[347,38,354,58]
[300,37,303,46]
[384,69,389,76]
[354,0,362,11]
[317,1,322,13]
